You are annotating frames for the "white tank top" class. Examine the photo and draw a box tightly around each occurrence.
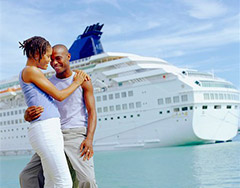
[49,73,88,129]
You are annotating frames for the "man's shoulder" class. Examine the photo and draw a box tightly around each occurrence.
[48,75,56,83]
[81,80,93,91]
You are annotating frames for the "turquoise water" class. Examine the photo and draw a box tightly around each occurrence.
[1,135,240,188]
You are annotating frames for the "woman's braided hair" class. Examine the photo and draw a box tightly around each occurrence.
[19,36,51,61]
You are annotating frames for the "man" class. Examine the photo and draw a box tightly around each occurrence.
[19,44,98,188]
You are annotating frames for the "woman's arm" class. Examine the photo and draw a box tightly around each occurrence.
[22,66,85,101]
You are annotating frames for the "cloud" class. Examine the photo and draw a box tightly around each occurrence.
[183,0,228,19]
[78,0,121,10]
[104,19,239,59]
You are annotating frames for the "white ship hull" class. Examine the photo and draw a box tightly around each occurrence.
[0,100,238,155]
[93,83,239,151]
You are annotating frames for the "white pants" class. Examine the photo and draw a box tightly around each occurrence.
[28,118,72,188]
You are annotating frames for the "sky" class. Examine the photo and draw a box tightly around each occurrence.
[0,0,239,88]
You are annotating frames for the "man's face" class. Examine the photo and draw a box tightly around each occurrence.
[50,47,70,74]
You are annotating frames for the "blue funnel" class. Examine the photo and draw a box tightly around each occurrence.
[69,23,104,61]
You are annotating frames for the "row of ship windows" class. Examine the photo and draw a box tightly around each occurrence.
[1,135,27,140]
[96,90,134,102]
[98,106,193,121]
[99,114,141,121]
[0,105,236,133]
[97,101,141,113]
[98,106,192,121]
[97,104,236,121]
[0,103,237,125]
[203,93,239,100]
[0,109,26,117]
[160,105,235,113]
[158,95,188,105]
[173,105,234,111]
[201,105,235,110]
[0,127,28,133]
[174,105,236,111]
[97,100,237,114]
[0,119,27,126]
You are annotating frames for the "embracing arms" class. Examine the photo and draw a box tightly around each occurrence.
[22,66,86,101]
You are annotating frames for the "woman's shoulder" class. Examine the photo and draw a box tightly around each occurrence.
[22,66,43,82]
[23,66,42,75]
[23,65,39,72]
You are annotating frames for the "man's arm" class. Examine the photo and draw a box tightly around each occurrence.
[24,106,44,122]
[79,80,97,161]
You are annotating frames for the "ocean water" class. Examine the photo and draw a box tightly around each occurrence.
[0,134,240,188]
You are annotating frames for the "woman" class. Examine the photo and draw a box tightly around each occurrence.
[19,36,85,187]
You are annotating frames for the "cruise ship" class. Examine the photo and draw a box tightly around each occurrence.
[0,23,239,155]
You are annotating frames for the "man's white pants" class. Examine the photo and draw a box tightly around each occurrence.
[28,118,72,188]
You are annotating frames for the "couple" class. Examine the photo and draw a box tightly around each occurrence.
[19,36,97,188]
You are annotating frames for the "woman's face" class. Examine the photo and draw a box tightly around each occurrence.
[37,46,52,70]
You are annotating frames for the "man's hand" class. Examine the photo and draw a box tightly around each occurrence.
[73,70,91,81]
[80,138,94,161]
[24,106,44,122]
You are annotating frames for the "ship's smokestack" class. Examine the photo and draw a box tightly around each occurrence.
[69,23,104,61]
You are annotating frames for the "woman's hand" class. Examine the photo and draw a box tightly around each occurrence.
[73,71,87,86]
[73,70,91,81]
